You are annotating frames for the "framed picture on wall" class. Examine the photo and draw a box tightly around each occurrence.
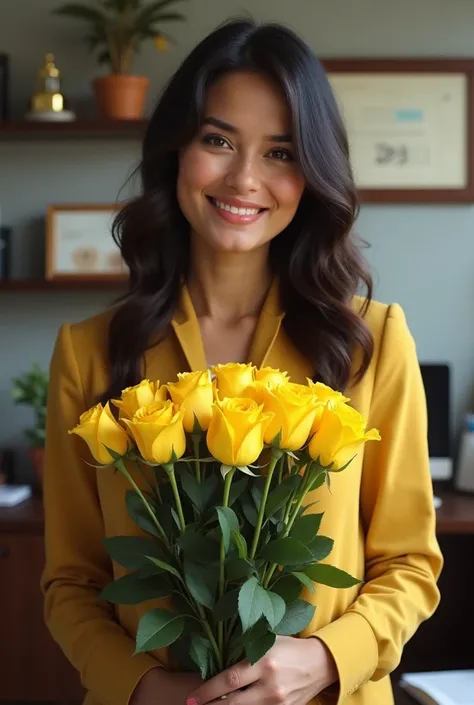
[45,204,128,281]
[322,58,474,203]
[0,54,9,121]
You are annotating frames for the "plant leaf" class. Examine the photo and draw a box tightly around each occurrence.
[213,588,240,621]
[290,513,324,544]
[100,571,171,605]
[52,3,107,22]
[303,564,362,588]
[145,555,181,580]
[240,494,258,526]
[264,475,300,519]
[103,536,166,571]
[189,633,211,680]
[226,556,255,581]
[307,535,334,562]
[228,476,248,506]
[262,590,286,629]
[231,529,248,559]
[273,599,315,636]
[245,628,276,665]
[125,490,162,539]
[178,531,220,560]
[259,537,313,566]
[291,571,315,594]
[270,574,302,603]
[135,608,185,652]
[183,559,217,608]
[216,506,239,553]
[238,577,268,632]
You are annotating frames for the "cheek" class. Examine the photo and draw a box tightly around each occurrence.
[178,145,225,193]
[269,171,305,214]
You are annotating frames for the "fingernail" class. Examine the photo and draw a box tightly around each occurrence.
[186,699,198,705]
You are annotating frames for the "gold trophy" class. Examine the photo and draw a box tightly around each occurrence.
[25,53,75,121]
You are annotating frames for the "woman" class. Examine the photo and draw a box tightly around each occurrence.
[41,18,443,705]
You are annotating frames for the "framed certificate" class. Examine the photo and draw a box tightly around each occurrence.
[323,59,474,202]
[46,204,128,280]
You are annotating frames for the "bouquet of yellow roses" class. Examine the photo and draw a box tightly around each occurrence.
[70,363,380,678]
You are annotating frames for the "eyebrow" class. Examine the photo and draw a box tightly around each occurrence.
[202,116,292,143]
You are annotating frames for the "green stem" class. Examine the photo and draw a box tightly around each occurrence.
[116,460,168,545]
[132,459,156,497]
[196,602,223,671]
[192,434,202,484]
[166,464,186,532]
[249,451,282,560]
[218,468,236,660]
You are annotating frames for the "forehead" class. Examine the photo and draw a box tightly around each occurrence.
[203,71,292,135]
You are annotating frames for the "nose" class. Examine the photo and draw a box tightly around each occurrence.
[224,154,261,194]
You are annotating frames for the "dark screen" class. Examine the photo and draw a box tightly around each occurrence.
[419,363,450,458]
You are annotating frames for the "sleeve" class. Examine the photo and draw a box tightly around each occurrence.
[41,324,159,705]
[313,303,443,703]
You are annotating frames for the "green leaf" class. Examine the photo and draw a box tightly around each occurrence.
[245,628,276,665]
[103,536,166,571]
[271,574,302,603]
[262,590,286,629]
[309,471,326,492]
[213,588,239,621]
[290,513,324,544]
[189,633,211,680]
[125,491,162,539]
[183,559,217,608]
[273,599,315,636]
[178,531,220,560]
[178,467,205,513]
[250,478,265,509]
[226,556,255,581]
[135,609,185,653]
[145,555,181,580]
[303,564,362,588]
[307,535,334,562]
[291,571,315,594]
[216,506,239,553]
[240,495,258,526]
[259,537,313,566]
[231,529,248,559]
[264,475,300,519]
[100,571,171,605]
[52,3,107,23]
[229,476,248,507]
[238,577,268,632]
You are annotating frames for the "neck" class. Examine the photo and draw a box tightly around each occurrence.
[187,239,272,322]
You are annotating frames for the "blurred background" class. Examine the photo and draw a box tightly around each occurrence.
[1,1,473,704]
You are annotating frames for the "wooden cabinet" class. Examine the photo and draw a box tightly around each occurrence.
[0,500,83,703]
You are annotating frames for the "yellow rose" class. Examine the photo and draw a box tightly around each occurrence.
[69,401,130,464]
[112,379,167,419]
[308,402,380,470]
[212,363,255,399]
[307,380,350,433]
[207,397,273,468]
[260,382,319,450]
[166,371,214,432]
[122,400,186,465]
[255,367,290,387]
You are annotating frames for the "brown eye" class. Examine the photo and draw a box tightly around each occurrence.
[202,134,231,149]
[268,148,293,161]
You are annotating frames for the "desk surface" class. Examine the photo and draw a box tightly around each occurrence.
[0,489,473,534]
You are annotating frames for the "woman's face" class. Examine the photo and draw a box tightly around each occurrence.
[177,71,305,254]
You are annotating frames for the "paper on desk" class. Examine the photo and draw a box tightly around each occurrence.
[401,670,474,705]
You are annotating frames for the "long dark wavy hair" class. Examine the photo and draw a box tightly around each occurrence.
[102,18,373,402]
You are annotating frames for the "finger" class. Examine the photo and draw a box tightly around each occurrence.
[187,661,259,704]
[208,685,268,705]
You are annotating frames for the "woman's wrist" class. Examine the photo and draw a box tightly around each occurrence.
[307,637,339,693]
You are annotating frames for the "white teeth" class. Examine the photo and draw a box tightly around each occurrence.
[212,198,260,216]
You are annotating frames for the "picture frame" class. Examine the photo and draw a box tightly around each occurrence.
[322,58,474,203]
[0,54,9,121]
[45,204,128,281]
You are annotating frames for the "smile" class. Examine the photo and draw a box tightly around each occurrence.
[207,196,267,224]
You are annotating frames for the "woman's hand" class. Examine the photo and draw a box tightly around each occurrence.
[186,636,338,705]
[130,666,203,705]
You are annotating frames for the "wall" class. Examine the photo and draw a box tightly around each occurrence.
[1,0,473,480]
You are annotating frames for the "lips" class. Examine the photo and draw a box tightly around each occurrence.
[206,196,268,225]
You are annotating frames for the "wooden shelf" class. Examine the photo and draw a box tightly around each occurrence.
[0,119,147,140]
[0,279,126,291]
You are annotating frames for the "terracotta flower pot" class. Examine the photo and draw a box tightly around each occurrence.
[93,74,150,120]
[28,446,45,489]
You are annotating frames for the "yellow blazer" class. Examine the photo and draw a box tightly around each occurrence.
[41,282,443,705]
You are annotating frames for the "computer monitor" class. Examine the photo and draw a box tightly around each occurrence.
[419,363,452,480]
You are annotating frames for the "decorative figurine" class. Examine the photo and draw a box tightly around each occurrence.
[25,53,75,121]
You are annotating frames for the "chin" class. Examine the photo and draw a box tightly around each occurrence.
[210,232,265,254]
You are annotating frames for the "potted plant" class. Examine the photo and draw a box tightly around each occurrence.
[11,363,48,486]
[52,0,188,120]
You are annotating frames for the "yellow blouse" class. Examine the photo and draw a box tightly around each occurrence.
[41,282,443,705]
